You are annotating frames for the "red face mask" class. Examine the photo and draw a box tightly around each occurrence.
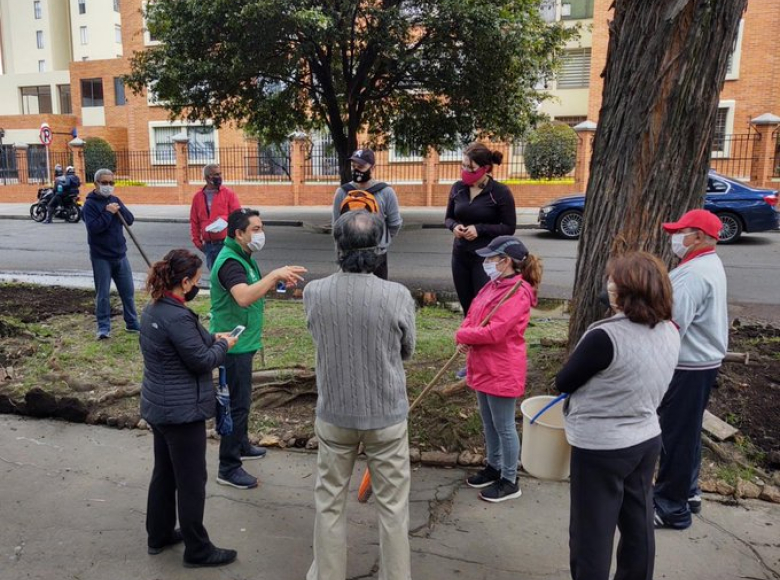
[461,165,489,186]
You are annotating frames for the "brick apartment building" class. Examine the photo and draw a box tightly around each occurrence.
[0,0,777,206]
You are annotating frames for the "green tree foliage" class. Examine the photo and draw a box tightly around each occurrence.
[524,123,578,180]
[84,137,117,181]
[125,0,576,182]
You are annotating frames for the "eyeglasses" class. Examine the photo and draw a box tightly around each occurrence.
[98,181,115,186]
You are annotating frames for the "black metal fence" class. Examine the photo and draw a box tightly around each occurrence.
[710,133,757,179]
[185,146,292,183]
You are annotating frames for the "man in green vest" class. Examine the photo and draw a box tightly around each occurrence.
[210,208,306,489]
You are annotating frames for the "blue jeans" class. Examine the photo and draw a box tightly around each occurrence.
[203,242,224,270]
[91,256,139,335]
[477,391,520,483]
[653,368,718,528]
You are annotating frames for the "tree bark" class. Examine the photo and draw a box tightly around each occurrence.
[568,0,747,348]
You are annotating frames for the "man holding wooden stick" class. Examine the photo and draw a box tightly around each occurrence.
[303,211,416,580]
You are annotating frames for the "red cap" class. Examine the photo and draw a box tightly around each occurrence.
[662,209,722,239]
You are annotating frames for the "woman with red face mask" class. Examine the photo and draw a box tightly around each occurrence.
[444,142,517,378]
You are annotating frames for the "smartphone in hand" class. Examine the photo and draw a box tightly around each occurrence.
[229,325,246,338]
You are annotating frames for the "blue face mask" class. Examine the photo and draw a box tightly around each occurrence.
[482,259,503,281]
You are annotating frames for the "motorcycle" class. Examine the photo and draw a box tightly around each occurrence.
[30,187,82,223]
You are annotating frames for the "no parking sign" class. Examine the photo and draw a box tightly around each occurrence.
[39,123,53,147]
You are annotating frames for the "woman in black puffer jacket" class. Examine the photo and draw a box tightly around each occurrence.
[140,249,238,569]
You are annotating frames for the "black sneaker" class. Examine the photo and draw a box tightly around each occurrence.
[479,478,522,503]
[466,464,501,489]
[240,445,267,461]
[183,547,237,568]
[216,467,258,490]
[688,494,702,514]
[653,510,690,530]
[148,528,183,555]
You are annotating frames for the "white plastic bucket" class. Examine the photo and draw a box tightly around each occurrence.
[520,396,571,480]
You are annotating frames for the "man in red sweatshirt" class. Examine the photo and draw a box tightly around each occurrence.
[190,164,241,269]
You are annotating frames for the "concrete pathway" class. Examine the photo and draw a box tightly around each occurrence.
[1,415,778,580]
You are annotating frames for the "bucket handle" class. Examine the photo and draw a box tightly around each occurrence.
[529,393,568,425]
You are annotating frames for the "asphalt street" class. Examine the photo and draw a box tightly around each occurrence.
[0,218,778,307]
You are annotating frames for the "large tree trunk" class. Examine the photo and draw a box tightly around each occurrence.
[568,0,747,348]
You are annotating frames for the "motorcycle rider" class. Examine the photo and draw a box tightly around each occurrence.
[45,165,81,223]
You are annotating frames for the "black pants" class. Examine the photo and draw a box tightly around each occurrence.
[569,436,662,580]
[373,252,388,280]
[451,248,489,315]
[46,194,63,220]
[654,368,718,528]
[147,421,213,560]
[218,351,255,476]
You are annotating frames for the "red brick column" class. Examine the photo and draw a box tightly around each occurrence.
[172,133,189,204]
[424,148,438,206]
[574,121,597,193]
[289,133,307,206]
[749,113,780,188]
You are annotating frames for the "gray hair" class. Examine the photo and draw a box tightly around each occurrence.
[203,163,220,180]
[93,168,114,184]
[333,211,384,273]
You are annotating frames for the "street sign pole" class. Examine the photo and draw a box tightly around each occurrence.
[39,123,52,183]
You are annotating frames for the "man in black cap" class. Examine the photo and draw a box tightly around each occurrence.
[331,149,402,279]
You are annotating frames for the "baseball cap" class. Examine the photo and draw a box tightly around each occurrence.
[475,236,529,261]
[349,149,376,167]
[662,209,722,239]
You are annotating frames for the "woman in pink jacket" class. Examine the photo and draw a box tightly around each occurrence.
[455,235,542,503]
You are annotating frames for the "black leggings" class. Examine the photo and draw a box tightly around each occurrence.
[451,248,489,315]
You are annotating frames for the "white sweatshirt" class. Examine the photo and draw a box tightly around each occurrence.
[670,251,729,369]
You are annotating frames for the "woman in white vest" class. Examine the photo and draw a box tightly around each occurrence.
[555,251,681,580]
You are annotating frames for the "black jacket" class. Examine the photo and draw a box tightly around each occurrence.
[82,192,134,261]
[444,178,517,253]
[140,296,229,425]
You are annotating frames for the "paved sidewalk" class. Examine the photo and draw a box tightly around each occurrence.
[0,203,541,229]
[1,415,778,580]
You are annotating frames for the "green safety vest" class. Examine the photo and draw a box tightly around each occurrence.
[209,237,264,354]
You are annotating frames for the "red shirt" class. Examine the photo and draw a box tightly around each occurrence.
[189,186,241,249]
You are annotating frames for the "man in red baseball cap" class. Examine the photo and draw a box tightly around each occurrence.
[654,208,728,530]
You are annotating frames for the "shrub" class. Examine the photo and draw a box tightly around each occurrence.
[524,123,578,180]
[84,137,117,181]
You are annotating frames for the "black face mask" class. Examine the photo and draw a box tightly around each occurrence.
[184,286,200,302]
[210,176,222,188]
[352,169,371,183]
[598,284,610,309]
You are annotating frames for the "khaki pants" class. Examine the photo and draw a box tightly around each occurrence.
[307,418,412,580]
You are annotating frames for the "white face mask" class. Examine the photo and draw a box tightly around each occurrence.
[247,232,266,252]
[98,185,114,197]
[671,232,690,259]
[482,259,504,281]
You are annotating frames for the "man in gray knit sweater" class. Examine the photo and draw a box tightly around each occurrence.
[303,211,416,580]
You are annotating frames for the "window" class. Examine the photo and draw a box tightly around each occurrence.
[725,20,744,81]
[113,0,120,11]
[78,0,86,14]
[561,0,594,20]
[152,125,215,164]
[81,78,104,107]
[557,48,591,89]
[554,115,587,128]
[38,60,46,72]
[20,86,53,114]
[115,25,122,43]
[114,77,126,105]
[707,178,729,194]
[34,1,42,19]
[58,85,72,114]
[80,26,88,45]
[711,101,735,158]
[36,30,44,49]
